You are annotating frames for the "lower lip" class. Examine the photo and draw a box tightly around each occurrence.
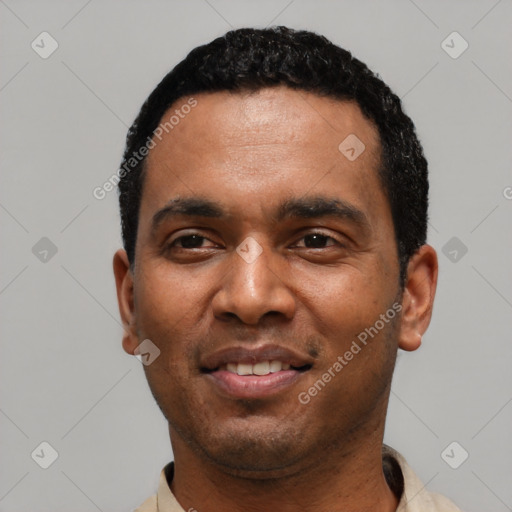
[206,369,303,399]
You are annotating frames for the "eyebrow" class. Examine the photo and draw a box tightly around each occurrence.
[151,197,224,234]
[151,195,370,234]
[275,196,369,228]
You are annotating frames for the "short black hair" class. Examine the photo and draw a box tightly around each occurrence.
[118,26,429,285]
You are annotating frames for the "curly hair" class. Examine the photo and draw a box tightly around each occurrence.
[118,26,429,285]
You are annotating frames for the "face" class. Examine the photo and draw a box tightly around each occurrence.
[114,87,435,477]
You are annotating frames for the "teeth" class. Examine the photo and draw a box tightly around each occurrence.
[236,363,252,376]
[223,360,292,375]
[269,360,282,373]
[253,361,270,375]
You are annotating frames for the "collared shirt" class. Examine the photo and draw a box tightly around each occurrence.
[135,445,463,511]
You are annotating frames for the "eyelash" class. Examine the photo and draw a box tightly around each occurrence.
[166,231,344,250]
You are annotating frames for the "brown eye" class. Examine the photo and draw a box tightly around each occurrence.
[294,232,340,249]
[171,235,209,249]
[303,234,334,248]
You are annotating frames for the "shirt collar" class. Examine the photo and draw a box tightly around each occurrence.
[140,444,460,512]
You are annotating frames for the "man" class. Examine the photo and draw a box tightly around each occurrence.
[113,27,462,511]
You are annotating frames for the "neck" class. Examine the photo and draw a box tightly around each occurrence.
[168,423,399,512]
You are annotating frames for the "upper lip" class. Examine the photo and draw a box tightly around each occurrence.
[200,344,314,371]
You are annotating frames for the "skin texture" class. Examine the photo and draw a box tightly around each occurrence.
[113,87,438,512]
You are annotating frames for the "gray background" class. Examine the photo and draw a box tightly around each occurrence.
[1,0,511,510]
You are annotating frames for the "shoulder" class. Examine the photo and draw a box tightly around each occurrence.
[133,494,157,512]
[133,462,180,512]
[383,445,464,512]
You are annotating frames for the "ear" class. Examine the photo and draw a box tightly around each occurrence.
[398,244,438,352]
[113,249,139,355]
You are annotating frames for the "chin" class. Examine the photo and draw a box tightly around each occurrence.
[184,417,311,477]
[205,441,306,478]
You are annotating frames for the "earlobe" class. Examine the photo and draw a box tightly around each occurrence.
[113,249,139,355]
[397,245,438,352]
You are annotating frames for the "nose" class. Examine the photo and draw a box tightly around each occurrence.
[211,240,296,325]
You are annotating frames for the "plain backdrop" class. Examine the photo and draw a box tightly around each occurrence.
[1,1,511,511]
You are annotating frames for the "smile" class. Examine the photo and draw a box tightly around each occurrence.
[221,360,296,375]
[201,346,313,399]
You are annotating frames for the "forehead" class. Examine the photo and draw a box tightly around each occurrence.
[148,87,380,163]
[140,87,387,229]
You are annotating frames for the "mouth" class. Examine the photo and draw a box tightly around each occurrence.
[200,346,313,399]
[205,360,312,375]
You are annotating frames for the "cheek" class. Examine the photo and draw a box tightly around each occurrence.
[134,264,202,338]
[299,265,393,345]
[134,270,199,404]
